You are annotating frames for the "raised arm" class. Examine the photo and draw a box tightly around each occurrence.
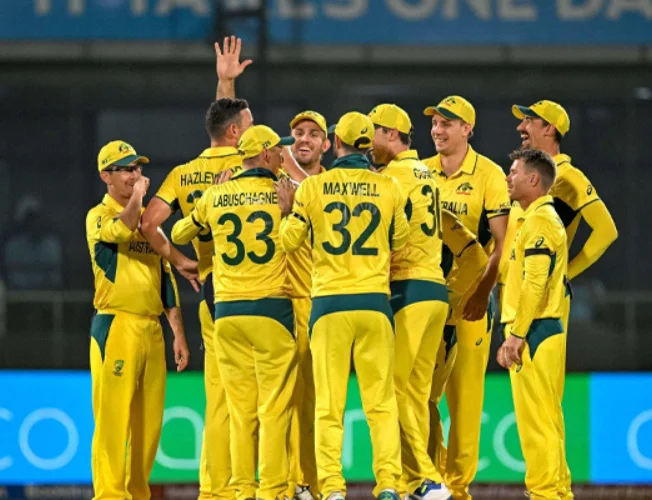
[215,36,252,100]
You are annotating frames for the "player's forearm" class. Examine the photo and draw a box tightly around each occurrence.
[164,306,186,339]
[171,216,202,245]
[511,256,550,337]
[141,224,187,267]
[280,215,308,253]
[475,249,501,297]
[568,221,618,280]
[217,79,236,99]
[119,193,144,231]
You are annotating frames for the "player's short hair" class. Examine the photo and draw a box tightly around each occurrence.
[540,118,563,145]
[339,142,369,155]
[509,148,557,191]
[205,98,250,140]
[376,126,412,147]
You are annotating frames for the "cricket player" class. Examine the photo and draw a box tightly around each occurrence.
[368,103,452,500]
[278,112,409,500]
[498,148,567,500]
[284,110,331,500]
[171,125,298,500]
[87,141,189,500]
[213,39,321,500]
[141,98,252,500]
[422,96,510,499]
[507,100,618,499]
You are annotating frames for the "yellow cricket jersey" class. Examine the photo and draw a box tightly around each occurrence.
[423,145,510,251]
[498,153,601,284]
[171,168,287,302]
[86,194,180,316]
[501,195,568,338]
[379,150,445,285]
[550,153,601,246]
[279,166,326,299]
[155,147,243,281]
[280,154,410,298]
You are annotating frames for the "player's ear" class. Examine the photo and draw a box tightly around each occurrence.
[99,171,111,186]
[322,137,332,153]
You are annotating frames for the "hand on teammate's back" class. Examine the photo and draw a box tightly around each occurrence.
[275,178,297,218]
[215,35,252,82]
[214,169,233,185]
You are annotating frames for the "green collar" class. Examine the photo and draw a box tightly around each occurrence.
[330,154,371,170]
[232,167,278,181]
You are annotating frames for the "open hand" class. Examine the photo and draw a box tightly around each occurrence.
[215,36,253,82]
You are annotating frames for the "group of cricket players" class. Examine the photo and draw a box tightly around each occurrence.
[85,37,618,500]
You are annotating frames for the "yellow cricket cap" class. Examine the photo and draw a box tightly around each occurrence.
[237,125,295,160]
[424,95,476,127]
[368,103,412,135]
[512,100,570,136]
[327,112,375,149]
[289,110,328,134]
[97,140,149,172]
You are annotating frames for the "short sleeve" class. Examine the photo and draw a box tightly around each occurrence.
[484,166,511,219]
[155,169,180,213]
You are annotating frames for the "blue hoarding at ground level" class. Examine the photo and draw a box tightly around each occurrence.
[591,374,652,483]
[1,371,652,484]
[0,1,651,43]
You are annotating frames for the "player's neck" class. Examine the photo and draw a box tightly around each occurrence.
[518,190,547,211]
[107,189,129,208]
[301,161,322,176]
[387,144,409,164]
[440,144,468,176]
[538,141,561,158]
[210,138,237,149]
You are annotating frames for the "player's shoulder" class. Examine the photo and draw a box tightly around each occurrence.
[86,199,111,219]
[475,152,506,179]
[556,161,592,189]
[421,154,438,170]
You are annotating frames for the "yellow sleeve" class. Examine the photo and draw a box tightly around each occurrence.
[390,179,410,252]
[568,199,618,280]
[171,189,209,245]
[161,258,180,309]
[280,181,310,253]
[155,169,180,213]
[442,209,488,321]
[484,166,511,219]
[86,206,133,244]
[511,219,555,338]
[441,209,476,256]
[559,168,600,212]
